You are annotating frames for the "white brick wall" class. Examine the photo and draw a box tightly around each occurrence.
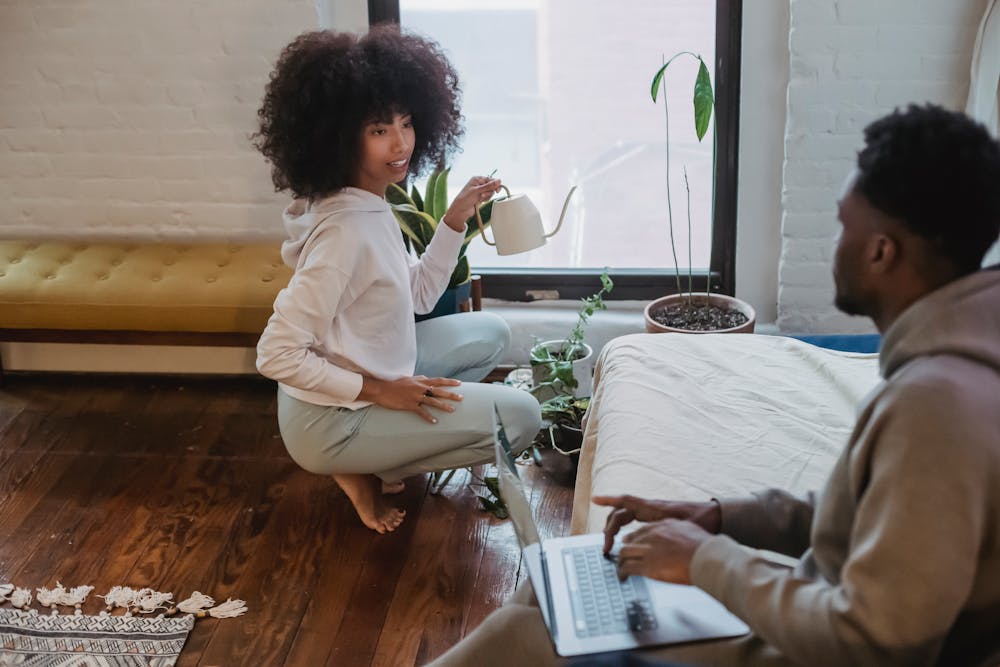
[778,0,987,332]
[0,1,317,240]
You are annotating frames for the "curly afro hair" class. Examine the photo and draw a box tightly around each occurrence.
[252,25,464,200]
[854,104,1000,273]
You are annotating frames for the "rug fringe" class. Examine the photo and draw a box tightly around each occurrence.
[1,579,246,620]
[37,582,94,614]
[203,598,247,619]
[171,590,214,615]
[1,585,33,609]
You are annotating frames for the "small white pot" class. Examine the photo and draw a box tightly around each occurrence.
[530,339,595,398]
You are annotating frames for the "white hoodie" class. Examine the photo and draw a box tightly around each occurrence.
[256,187,465,408]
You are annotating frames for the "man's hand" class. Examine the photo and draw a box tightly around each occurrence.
[616,518,713,584]
[359,375,462,423]
[592,495,722,554]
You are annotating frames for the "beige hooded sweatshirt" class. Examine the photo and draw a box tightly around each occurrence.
[690,269,1000,666]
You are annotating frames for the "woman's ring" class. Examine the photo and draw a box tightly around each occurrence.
[424,389,433,397]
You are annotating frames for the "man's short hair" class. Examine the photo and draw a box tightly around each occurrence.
[854,104,1000,273]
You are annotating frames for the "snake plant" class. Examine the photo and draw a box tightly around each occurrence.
[385,167,494,290]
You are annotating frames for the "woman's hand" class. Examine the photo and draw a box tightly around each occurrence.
[359,375,463,423]
[441,176,503,232]
[592,495,722,554]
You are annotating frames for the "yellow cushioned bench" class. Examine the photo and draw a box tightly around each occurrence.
[0,240,292,378]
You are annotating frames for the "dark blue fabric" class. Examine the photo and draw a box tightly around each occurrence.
[414,281,472,322]
[787,334,881,353]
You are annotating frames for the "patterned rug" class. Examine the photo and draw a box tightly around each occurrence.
[1,583,246,667]
[0,607,194,666]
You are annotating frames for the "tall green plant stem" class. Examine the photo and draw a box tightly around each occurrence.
[684,166,693,304]
[651,51,714,305]
[659,58,683,299]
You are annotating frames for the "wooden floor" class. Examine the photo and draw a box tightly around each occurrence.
[0,373,574,666]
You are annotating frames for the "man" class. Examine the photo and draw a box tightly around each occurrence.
[428,104,1000,666]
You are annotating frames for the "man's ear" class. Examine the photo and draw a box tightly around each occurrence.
[868,233,899,274]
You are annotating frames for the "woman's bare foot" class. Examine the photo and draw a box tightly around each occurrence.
[333,473,406,534]
[381,479,405,495]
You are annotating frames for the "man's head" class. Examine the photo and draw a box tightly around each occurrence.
[833,104,1000,329]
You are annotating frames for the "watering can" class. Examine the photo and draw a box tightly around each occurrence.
[474,186,577,256]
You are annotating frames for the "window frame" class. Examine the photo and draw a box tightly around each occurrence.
[369,0,742,301]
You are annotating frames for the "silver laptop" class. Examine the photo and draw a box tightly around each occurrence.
[491,405,749,657]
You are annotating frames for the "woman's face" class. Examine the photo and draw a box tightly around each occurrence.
[353,112,415,196]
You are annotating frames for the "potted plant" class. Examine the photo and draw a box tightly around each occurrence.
[529,270,614,400]
[386,166,494,321]
[526,271,613,482]
[644,52,756,334]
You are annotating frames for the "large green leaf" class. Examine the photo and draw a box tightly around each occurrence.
[423,170,440,220]
[650,51,687,102]
[410,184,424,212]
[391,208,435,254]
[431,167,450,223]
[650,51,713,142]
[693,58,714,142]
[449,256,471,289]
[390,202,421,214]
[385,182,413,208]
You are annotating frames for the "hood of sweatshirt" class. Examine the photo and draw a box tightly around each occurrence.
[279,187,391,268]
[880,268,1000,379]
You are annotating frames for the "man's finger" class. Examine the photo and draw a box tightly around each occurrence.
[621,524,653,544]
[618,544,649,561]
[595,494,651,513]
[602,509,635,553]
[616,556,643,581]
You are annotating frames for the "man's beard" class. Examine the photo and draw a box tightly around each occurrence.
[834,291,866,316]
[833,272,868,317]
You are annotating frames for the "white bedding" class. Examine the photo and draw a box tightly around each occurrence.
[571,333,881,534]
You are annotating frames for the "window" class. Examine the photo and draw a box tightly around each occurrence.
[370,0,742,300]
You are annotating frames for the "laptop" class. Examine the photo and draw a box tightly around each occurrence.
[491,405,749,657]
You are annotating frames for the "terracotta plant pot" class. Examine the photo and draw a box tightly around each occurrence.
[644,293,756,334]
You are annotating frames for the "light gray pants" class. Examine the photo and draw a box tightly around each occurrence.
[276,311,542,483]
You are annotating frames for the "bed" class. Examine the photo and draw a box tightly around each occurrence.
[571,332,881,534]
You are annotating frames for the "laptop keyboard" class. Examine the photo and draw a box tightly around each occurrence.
[563,544,658,638]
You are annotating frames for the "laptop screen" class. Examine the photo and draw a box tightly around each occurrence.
[493,404,541,548]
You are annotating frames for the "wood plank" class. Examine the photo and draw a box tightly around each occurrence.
[8,452,156,590]
[460,465,523,636]
[372,470,492,667]
[0,451,92,575]
[32,455,191,594]
[321,480,431,666]
[195,470,428,667]
[54,378,264,592]
[271,483,376,667]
